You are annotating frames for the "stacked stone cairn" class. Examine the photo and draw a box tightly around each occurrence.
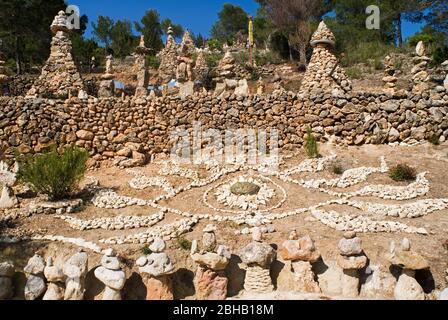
[0,262,15,299]
[27,11,85,98]
[0,49,10,95]
[158,26,178,84]
[136,237,176,300]
[239,227,276,294]
[336,231,367,297]
[24,254,47,300]
[383,55,398,94]
[442,60,448,91]
[301,21,352,95]
[94,248,126,300]
[63,251,88,300]
[0,161,18,209]
[43,257,66,300]
[98,54,115,98]
[412,41,431,94]
[193,50,209,86]
[191,225,231,300]
[134,36,151,97]
[214,50,249,98]
[279,231,321,293]
[177,31,195,98]
[388,238,428,300]
[256,77,265,95]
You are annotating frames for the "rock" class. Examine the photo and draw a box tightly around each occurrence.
[388,250,429,270]
[381,101,399,112]
[234,79,249,97]
[149,238,166,253]
[0,262,15,277]
[76,130,94,141]
[317,260,343,296]
[401,238,411,251]
[136,257,147,267]
[416,41,426,56]
[139,252,174,277]
[240,241,276,268]
[0,277,13,299]
[280,235,321,262]
[291,261,321,293]
[132,151,146,166]
[394,272,425,300]
[44,261,65,283]
[24,254,45,275]
[102,287,121,300]
[341,269,360,297]
[216,245,231,259]
[0,186,17,209]
[361,265,396,299]
[191,252,229,271]
[444,75,448,91]
[194,266,228,300]
[43,282,65,300]
[230,182,260,195]
[179,81,194,99]
[338,237,363,256]
[24,274,46,300]
[94,267,126,291]
[251,227,263,242]
[63,252,88,278]
[78,90,88,99]
[201,231,217,252]
[336,254,367,270]
[439,288,448,300]
[145,275,174,300]
[101,256,121,271]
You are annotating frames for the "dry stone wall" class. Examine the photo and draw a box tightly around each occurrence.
[1,87,447,160]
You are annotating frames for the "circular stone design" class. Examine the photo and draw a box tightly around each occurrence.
[230,182,261,196]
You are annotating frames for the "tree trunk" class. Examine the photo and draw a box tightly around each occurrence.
[15,36,22,75]
[397,13,403,47]
[287,39,293,62]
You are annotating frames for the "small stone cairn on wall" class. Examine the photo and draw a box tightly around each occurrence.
[134,36,151,97]
[63,251,88,300]
[300,21,352,95]
[239,227,276,294]
[136,238,176,300]
[411,41,431,94]
[279,231,321,293]
[383,55,398,95]
[24,254,47,300]
[177,31,195,98]
[191,225,231,300]
[27,11,85,98]
[98,54,115,98]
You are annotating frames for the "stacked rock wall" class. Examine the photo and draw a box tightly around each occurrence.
[1,88,447,160]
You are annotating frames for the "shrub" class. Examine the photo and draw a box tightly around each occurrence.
[206,39,223,51]
[141,246,152,255]
[147,55,160,69]
[388,164,417,182]
[429,134,440,145]
[177,237,192,251]
[346,67,362,79]
[205,53,224,69]
[233,51,249,67]
[17,145,89,201]
[328,160,345,175]
[255,51,282,66]
[304,127,319,158]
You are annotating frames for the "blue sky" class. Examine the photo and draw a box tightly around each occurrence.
[68,0,425,40]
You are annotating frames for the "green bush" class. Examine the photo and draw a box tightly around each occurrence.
[177,237,192,251]
[328,160,345,175]
[17,145,89,201]
[429,134,440,145]
[304,127,319,159]
[205,52,224,69]
[206,39,223,51]
[388,164,416,182]
[346,67,362,79]
[147,55,160,69]
[141,246,152,255]
[233,51,249,67]
[432,46,448,66]
[255,51,283,66]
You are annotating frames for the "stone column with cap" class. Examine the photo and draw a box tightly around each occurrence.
[190,224,231,300]
[136,238,176,300]
[63,251,88,300]
[43,257,66,300]
[383,55,398,95]
[388,238,428,300]
[0,261,15,299]
[412,41,431,94]
[239,227,276,294]
[279,231,321,293]
[157,26,178,84]
[336,231,367,297]
[24,254,47,300]
[94,249,127,300]
[135,35,151,97]
[193,50,209,86]
[98,54,115,98]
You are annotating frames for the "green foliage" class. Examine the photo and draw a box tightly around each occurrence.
[206,39,223,51]
[388,164,417,182]
[429,134,440,146]
[341,41,406,67]
[134,10,164,53]
[161,18,184,39]
[408,33,435,48]
[304,127,319,159]
[141,246,152,255]
[255,51,282,66]
[92,16,114,50]
[394,57,403,71]
[147,55,160,69]
[17,146,89,201]
[177,237,192,251]
[250,68,260,81]
[233,51,249,66]
[110,20,137,58]
[345,67,362,79]
[191,32,206,48]
[328,160,345,175]
[432,46,448,66]
[211,4,249,43]
[205,52,224,69]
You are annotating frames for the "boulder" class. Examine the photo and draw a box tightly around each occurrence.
[240,241,276,268]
